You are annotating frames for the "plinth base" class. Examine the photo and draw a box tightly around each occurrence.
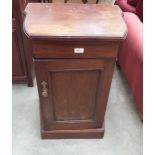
[41,128,104,139]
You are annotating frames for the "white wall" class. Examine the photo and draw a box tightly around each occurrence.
[99,0,116,4]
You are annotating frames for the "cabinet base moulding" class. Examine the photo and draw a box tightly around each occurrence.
[41,128,104,139]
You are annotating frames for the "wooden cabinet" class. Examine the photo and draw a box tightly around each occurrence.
[12,18,27,79]
[33,41,118,138]
[12,0,40,86]
[24,3,127,138]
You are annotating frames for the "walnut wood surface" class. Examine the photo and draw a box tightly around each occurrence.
[12,19,26,78]
[23,3,127,138]
[41,128,104,139]
[12,0,35,86]
[12,1,27,81]
[24,3,127,39]
[35,59,106,130]
[31,40,120,58]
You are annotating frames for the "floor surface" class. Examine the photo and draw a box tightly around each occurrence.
[12,66,143,155]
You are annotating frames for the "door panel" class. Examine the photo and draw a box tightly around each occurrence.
[35,59,106,130]
[51,70,99,121]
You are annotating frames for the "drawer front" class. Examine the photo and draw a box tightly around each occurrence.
[32,40,120,59]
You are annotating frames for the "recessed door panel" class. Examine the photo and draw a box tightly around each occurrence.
[50,70,99,121]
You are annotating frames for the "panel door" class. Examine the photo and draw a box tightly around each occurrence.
[35,59,114,131]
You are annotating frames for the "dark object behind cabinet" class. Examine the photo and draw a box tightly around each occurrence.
[12,0,40,86]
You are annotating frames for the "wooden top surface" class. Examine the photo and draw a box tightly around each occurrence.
[24,3,127,40]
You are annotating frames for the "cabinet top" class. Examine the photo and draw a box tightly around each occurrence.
[24,3,127,40]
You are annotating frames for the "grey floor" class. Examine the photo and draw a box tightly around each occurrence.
[12,66,143,155]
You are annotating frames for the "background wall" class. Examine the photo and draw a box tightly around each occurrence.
[99,0,115,4]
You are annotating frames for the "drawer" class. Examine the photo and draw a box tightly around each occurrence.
[32,40,120,59]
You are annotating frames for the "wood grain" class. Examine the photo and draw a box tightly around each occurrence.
[31,40,121,58]
[41,128,104,139]
[12,0,35,86]
[24,3,127,39]
[24,3,127,138]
